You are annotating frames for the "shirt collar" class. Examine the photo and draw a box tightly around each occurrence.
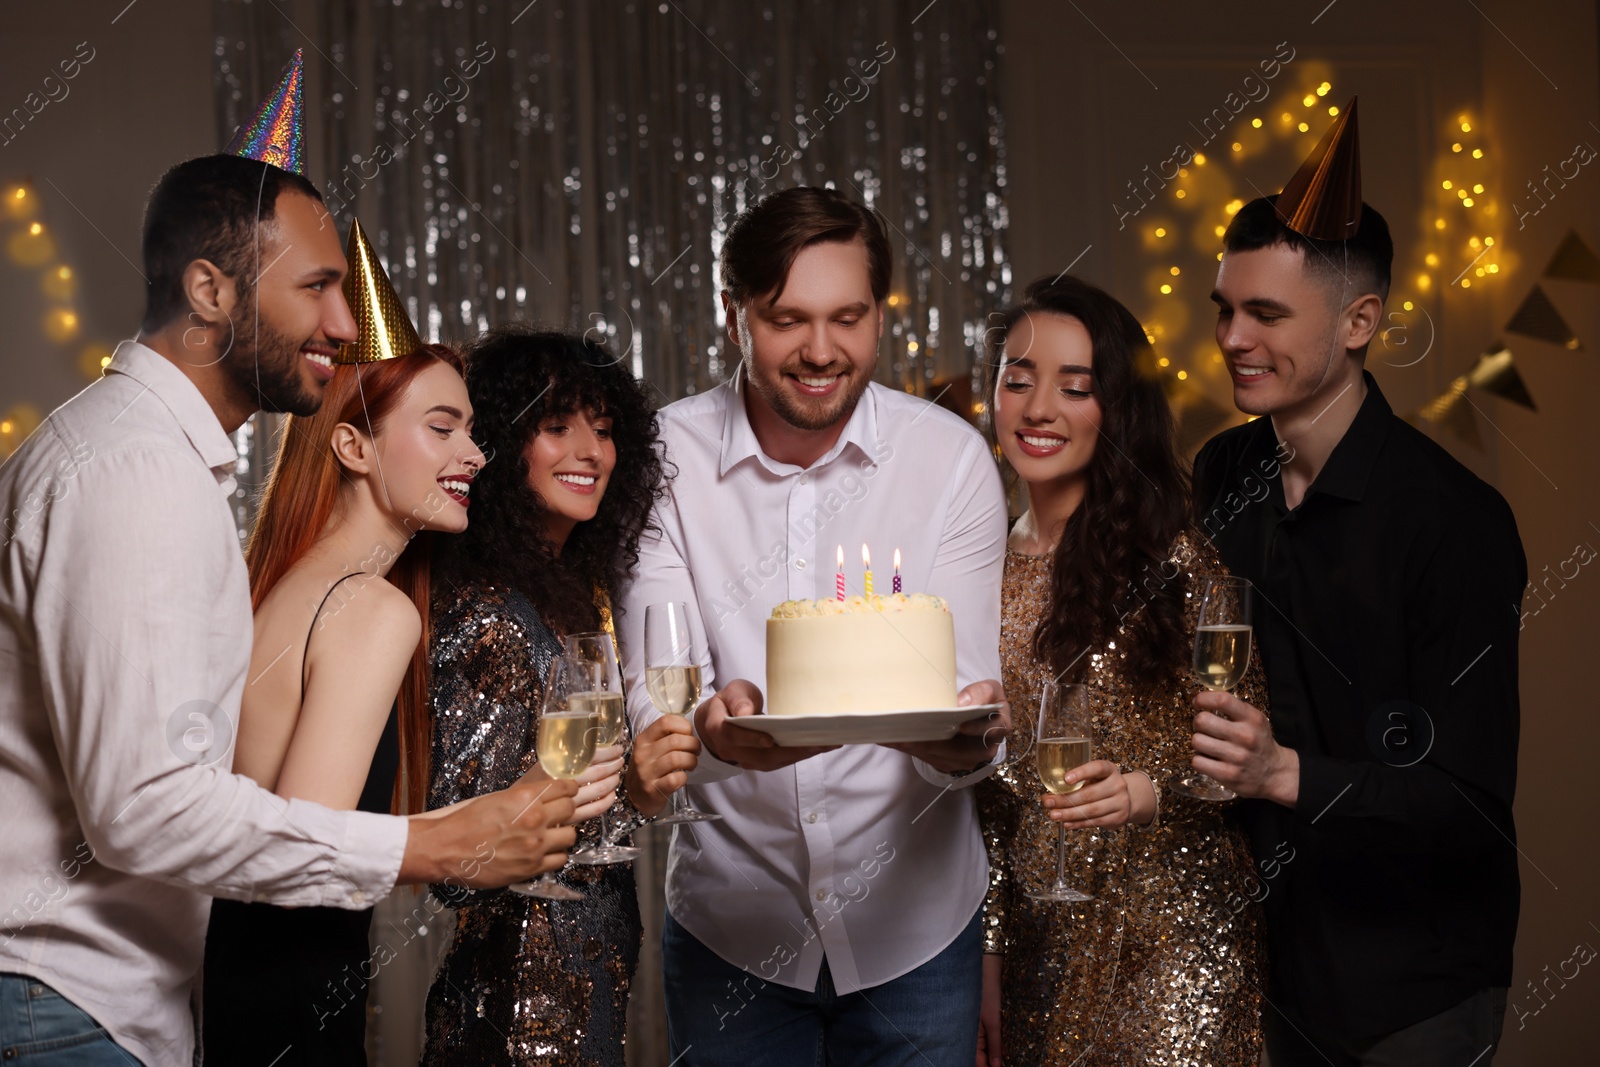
[1260,369,1393,505]
[719,363,881,477]
[106,340,240,477]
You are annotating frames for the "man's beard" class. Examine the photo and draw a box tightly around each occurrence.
[745,355,873,432]
[221,290,322,418]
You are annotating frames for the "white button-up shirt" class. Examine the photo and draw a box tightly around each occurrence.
[619,371,1007,994]
[0,342,408,1066]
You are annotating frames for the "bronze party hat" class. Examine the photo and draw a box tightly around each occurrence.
[1276,97,1362,240]
[223,50,306,175]
[335,219,423,364]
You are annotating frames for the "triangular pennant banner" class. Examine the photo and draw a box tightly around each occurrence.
[1413,376,1481,448]
[1542,230,1600,284]
[1468,343,1537,410]
[1505,285,1581,350]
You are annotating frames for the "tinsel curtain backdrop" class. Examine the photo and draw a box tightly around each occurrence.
[212,2,1007,1063]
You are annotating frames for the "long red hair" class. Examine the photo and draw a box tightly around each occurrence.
[246,345,464,815]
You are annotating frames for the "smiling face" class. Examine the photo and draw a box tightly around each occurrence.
[729,237,882,433]
[220,190,357,417]
[1211,243,1365,419]
[524,406,617,550]
[362,359,484,533]
[992,312,1104,488]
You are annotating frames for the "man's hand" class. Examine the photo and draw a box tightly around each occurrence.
[1192,690,1299,807]
[884,679,1009,774]
[398,777,578,888]
[1041,760,1154,828]
[699,678,839,771]
[627,716,701,817]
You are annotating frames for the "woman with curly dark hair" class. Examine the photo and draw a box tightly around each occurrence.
[421,326,698,1066]
[973,274,1268,1066]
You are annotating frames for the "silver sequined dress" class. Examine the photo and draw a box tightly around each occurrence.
[976,531,1266,1065]
[422,581,643,1067]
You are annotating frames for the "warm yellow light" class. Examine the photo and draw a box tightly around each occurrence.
[1402,301,1414,311]
[1281,111,1292,122]
[1472,184,1484,194]
[1435,218,1446,229]
[1217,252,1224,261]
[1442,180,1453,190]
[1472,148,1483,159]
[57,266,71,279]
[1463,197,1474,207]
[1425,253,1440,266]
[1251,117,1263,128]
[1460,121,1472,132]
[1175,190,1186,199]
[1155,227,1167,237]
[100,355,112,368]
[1488,264,1499,273]
[1328,106,1339,117]
[1214,225,1227,237]
[1213,353,1224,363]
[1418,274,1432,290]
[1298,122,1310,133]
[1169,266,1181,276]
[1461,278,1471,288]
[1176,370,1188,380]
[1452,143,1463,153]
[1158,356,1170,367]
[1484,237,1494,246]
[1303,94,1316,107]
[1468,237,1481,249]
[1232,142,1242,152]
[887,294,901,307]
[1457,189,1468,199]
[0,421,11,434]
[11,188,24,200]
[1194,153,1207,165]
[1225,198,1244,215]
[907,341,919,352]
[1318,81,1331,94]
[28,222,42,235]
[1160,284,1173,294]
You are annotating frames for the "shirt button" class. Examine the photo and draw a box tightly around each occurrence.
[807,812,819,823]
[352,890,368,906]
[799,474,810,485]
[815,889,827,901]
[795,558,807,570]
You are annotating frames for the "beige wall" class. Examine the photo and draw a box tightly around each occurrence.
[999,0,1600,1062]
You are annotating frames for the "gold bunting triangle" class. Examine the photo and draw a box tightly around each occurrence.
[1412,376,1481,448]
[1467,343,1536,410]
[1542,230,1600,284]
[1505,285,1580,350]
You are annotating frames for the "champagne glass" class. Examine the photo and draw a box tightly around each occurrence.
[563,631,641,865]
[1027,680,1096,903]
[510,655,601,900]
[644,603,721,825]
[1170,575,1253,802]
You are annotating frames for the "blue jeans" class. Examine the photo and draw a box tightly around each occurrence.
[663,911,982,1067]
[0,974,139,1065]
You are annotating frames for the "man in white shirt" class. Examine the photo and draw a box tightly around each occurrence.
[0,154,576,1066]
[619,186,1009,1066]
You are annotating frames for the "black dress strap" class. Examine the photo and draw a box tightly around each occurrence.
[300,572,366,702]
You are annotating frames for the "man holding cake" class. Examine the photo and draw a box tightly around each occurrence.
[619,186,1009,1066]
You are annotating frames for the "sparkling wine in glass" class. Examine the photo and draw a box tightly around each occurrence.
[1170,575,1253,803]
[563,631,640,865]
[644,603,720,825]
[510,656,601,900]
[1027,681,1096,903]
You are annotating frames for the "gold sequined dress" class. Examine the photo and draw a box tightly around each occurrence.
[976,531,1266,1066]
[422,581,645,1067]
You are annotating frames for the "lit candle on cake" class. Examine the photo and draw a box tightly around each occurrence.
[862,544,873,596]
[893,548,902,593]
[836,544,846,601]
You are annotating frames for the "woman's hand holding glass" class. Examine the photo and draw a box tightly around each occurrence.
[1041,761,1155,828]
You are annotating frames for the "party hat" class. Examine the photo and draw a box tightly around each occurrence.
[223,50,305,174]
[1276,97,1362,240]
[336,219,423,364]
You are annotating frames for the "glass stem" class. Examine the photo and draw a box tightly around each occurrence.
[670,789,686,819]
[1055,820,1067,889]
[595,810,609,846]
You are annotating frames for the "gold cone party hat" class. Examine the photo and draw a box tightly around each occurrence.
[336,219,423,364]
[1276,97,1362,240]
[223,50,306,175]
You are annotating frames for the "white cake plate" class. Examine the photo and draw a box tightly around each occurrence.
[725,704,1004,746]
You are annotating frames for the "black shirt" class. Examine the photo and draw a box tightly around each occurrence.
[1193,371,1525,1040]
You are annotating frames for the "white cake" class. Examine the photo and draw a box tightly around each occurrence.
[765,593,958,716]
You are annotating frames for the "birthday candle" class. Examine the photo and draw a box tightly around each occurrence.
[862,544,873,597]
[893,548,902,593]
[836,545,846,601]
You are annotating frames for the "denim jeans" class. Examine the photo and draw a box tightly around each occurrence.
[663,910,982,1067]
[0,974,139,1065]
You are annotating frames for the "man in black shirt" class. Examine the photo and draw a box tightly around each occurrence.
[1190,101,1524,1065]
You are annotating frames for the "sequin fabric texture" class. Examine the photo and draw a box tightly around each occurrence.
[977,532,1266,1066]
[423,581,643,1067]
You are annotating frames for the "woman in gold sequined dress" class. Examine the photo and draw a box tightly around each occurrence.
[422,328,699,1067]
[975,276,1266,1067]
